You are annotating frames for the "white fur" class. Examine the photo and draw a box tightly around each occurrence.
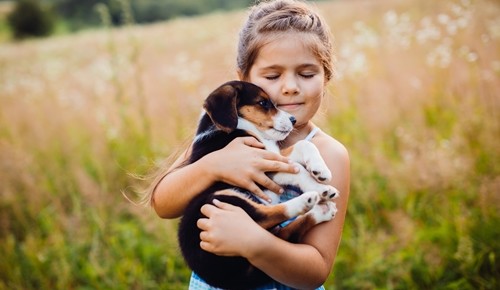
[235,105,339,225]
[283,191,320,216]
[236,118,281,153]
[236,109,294,153]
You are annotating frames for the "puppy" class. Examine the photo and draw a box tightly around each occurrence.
[177,81,339,289]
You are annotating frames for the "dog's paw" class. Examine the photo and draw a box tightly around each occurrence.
[318,185,340,201]
[307,201,338,224]
[285,191,319,217]
[305,157,332,183]
[304,183,339,202]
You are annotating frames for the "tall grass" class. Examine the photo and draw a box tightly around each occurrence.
[0,0,498,289]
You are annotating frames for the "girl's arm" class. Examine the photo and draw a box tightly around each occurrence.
[197,134,350,288]
[152,136,298,218]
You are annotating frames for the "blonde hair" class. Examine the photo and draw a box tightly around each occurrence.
[237,0,334,82]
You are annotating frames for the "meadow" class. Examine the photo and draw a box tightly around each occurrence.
[0,0,499,289]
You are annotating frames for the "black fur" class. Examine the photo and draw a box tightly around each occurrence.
[177,81,282,289]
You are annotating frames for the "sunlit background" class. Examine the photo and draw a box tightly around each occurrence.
[0,0,499,289]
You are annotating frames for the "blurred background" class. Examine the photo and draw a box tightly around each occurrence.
[0,0,499,289]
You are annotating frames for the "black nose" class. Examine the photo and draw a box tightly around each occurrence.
[289,116,296,125]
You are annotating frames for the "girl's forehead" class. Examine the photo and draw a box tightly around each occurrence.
[255,32,322,66]
[260,31,320,48]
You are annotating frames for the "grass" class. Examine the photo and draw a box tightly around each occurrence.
[0,0,499,289]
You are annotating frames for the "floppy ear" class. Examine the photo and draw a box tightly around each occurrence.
[203,82,241,133]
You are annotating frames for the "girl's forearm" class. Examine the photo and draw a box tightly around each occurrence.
[153,156,216,219]
[245,229,330,289]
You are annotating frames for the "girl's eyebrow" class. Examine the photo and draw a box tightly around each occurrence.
[259,63,321,71]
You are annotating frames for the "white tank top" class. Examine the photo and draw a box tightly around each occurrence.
[304,126,320,141]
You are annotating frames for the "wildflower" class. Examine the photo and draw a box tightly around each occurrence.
[416,17,441,44]
[426,38,452,68]
[458,46,478,63]
[353,21,379,48]
[437,13,450,25]
[383,11,413,48]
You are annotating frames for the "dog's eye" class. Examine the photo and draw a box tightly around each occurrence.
[258,100,272,109]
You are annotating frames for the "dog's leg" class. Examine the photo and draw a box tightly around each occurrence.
[282,140,332,183]
[275,201,338,242]
[213,190,320,230]
[272,165,340,201]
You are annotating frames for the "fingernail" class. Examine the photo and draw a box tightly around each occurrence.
[279,188,284,194]
[294,166,300,173]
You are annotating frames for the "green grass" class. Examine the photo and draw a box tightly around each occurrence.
[0,0,499,289]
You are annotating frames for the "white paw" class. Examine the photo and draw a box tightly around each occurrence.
[306,183,339,202]
[293,140,332,183]
[285,191,320,217]
[307,201,337,224]
[305,157,332,183]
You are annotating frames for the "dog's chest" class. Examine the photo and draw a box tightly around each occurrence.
[261,139,280,154]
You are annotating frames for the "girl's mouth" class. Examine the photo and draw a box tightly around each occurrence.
[277,103,303,111]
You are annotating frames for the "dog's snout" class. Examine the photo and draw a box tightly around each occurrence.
[289,116,296,125]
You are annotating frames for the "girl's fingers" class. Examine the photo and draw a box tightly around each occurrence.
[241,137,265,149]
[200,241,211,252]
[260,159,299,174]
[200,203,218,218]
[261,150,291,163]
[255,174,283,195]
[246,183,272,202]
[212,199,237,210]
[197,217,209,230]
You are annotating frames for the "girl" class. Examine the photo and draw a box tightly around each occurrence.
[149,0,350,289]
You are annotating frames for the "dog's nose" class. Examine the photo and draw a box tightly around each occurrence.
[289,116,296,125]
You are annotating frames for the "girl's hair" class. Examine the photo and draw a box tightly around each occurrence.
[237,0,335,82]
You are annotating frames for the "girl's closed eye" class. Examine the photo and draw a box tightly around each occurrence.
[264,74,280,80]
[300,72,316,79]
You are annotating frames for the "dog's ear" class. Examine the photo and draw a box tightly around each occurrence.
[203,82,242,133]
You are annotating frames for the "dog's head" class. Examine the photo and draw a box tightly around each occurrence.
[203,81,296,141]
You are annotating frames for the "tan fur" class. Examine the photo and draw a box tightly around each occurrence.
[238,104,276,131]
[214,189,290,229]
[274,214,318,242]
[280,146,294,157]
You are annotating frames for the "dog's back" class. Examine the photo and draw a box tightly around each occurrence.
[178,119,273,288]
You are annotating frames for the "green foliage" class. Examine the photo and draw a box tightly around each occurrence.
[52,0,254,31]
[7,0,55,39]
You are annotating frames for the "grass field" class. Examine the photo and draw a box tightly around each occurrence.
[0,0,499,289]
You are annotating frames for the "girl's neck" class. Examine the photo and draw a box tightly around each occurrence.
[279,121,315,148]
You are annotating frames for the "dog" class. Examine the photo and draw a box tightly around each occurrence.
[177,80,339,289]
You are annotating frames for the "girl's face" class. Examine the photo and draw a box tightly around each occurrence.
[245,33,326,128]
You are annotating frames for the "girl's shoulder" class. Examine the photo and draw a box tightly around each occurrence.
[312,130,349,164]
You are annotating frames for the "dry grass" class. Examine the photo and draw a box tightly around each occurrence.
[0,0,499,289]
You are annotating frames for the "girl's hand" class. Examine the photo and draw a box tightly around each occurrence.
[197,199,265,257]
[203,137,298,202]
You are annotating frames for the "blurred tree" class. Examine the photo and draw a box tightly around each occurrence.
[48,0,254,31]
[7,0,55,39]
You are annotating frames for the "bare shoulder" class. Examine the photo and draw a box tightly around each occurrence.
[311,130,350,199]
[312,130,350,167]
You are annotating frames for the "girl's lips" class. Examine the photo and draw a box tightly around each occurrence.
[277,103,303,111]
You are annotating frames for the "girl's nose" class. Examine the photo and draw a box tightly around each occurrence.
[282,75,299,95]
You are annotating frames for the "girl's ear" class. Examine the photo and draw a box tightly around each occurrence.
[203,82,241,133]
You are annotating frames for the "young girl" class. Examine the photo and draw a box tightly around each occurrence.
[149,0,350,289]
